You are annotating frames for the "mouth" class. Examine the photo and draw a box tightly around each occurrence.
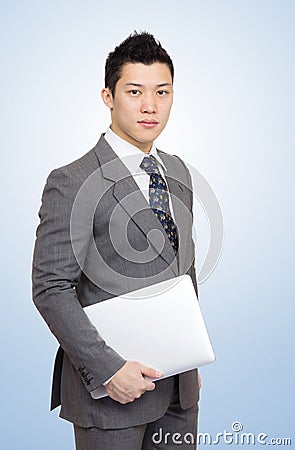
[137,119,159,129]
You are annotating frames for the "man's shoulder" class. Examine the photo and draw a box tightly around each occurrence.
[46,135,111,183]
[52,144,99,179]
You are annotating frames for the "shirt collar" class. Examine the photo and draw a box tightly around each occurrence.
[104,127,168,175]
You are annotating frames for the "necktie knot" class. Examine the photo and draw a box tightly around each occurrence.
[140,155,160,175]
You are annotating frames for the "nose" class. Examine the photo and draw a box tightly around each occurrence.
[140,94,157,114]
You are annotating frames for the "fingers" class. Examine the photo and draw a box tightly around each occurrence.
[106,381,147,404]
[140,364,163,379]
[144,381,156,392]
[140,364,163,391]
[105,383,135,404]
[104,361,164,405]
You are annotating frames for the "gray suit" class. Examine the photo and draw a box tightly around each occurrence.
[32,135,199,430]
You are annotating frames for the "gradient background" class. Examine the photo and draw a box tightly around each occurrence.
[1,1,294,448]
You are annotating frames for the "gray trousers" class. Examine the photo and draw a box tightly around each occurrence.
[74,377,199,449]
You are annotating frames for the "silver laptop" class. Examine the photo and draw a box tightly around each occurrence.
[84,274,215,399]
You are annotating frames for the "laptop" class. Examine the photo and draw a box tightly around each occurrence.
[84,274,215,399]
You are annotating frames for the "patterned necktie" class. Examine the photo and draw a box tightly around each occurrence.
[140,155,179,255]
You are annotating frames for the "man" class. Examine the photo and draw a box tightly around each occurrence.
[32,32,200,449]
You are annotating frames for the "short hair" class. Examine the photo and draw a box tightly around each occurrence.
[105,31,174,96]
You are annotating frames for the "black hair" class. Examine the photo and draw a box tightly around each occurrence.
[105,31,174,96]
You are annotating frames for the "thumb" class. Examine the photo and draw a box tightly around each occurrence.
[140,364,164,379]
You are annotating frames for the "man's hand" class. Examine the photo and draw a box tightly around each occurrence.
[104,361,163,404]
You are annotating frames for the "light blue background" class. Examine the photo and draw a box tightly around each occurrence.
[1,1,294,448]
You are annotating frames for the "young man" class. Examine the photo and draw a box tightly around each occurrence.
[32,32,200,449]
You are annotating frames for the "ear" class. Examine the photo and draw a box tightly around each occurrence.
[101,88,114,109]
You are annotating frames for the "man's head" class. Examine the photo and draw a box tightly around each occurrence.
[101,32,174,153]
[105,31,174,97]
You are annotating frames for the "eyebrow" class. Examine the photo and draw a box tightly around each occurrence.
[124,82,172,88]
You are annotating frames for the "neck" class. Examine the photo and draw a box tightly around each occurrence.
[109,126,153,154]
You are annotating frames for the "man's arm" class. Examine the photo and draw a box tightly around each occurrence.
[32,167,163,402]
[32,167,127,392]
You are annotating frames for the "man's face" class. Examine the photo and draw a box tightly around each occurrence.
[102,62,173,153]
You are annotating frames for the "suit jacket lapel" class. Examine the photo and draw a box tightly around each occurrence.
[94,136,178,276]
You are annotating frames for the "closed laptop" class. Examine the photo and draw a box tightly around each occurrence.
[84,274,215,399]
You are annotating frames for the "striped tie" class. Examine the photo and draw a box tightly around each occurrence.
[140,155,179,255]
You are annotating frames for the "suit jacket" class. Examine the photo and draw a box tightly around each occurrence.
[32,135,199,429]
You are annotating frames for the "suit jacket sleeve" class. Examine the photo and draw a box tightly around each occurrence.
[32,167,126,393]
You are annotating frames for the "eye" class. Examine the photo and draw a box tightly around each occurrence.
[128,89,141,96]
[157,90,169,96]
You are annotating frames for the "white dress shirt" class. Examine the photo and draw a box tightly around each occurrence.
[104,127,175,219]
